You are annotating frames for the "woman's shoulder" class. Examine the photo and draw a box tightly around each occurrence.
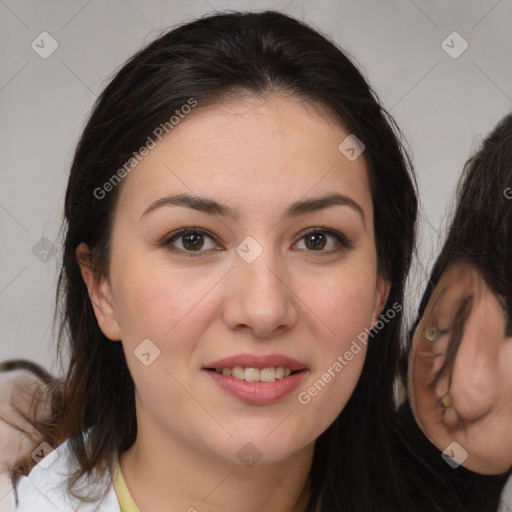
[10,437,120,512]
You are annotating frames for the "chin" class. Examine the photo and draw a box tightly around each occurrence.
[204,433,308,467]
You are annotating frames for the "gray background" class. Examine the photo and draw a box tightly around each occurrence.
[1,0,511,376]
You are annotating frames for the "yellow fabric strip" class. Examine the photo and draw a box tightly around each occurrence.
[112,452,141,512]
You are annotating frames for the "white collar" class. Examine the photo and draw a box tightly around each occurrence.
[11,437,121,512]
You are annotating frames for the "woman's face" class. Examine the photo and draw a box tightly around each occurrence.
[409,262,512,474]
[80,94,389,466]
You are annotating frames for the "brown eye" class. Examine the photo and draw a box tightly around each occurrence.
[163,229,219,257]
[181,232,205,251]
[305,232,327,250]
[295,228,353,254]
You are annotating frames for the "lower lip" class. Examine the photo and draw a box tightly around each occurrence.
[204,369,308,405]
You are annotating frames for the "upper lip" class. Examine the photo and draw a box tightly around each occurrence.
[204,353,308,371]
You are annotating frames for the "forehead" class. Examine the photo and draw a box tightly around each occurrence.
[115,94,373,222]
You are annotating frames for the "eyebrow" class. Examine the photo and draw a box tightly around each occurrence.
[140,192,366,225]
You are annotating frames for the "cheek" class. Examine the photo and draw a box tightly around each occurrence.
[310,266,379,344]
[295,272,379,422]
[112,259,220,393]
[112,256,213,342]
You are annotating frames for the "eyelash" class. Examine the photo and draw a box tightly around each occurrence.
[162,227,354,258]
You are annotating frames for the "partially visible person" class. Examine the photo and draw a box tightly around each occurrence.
[0,360,53,510]
[410,262,512,474]
[397,112,512,511]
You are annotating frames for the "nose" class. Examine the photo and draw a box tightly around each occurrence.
[222,246,299,339]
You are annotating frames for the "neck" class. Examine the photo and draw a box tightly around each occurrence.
[120,408,314,512]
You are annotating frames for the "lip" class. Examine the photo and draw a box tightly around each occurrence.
[203,353,308,371]
[202,352,309,405]
[204,368,308,405]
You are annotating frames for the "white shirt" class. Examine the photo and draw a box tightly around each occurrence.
[0,471,16,512]
[5,438,121,512]
[499,476,512,512]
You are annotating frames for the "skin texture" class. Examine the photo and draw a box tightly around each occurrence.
[77,94,389,512]
[409,262,512,474]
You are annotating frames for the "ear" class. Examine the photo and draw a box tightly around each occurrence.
[371,276,391,327]
[76,242,122,341]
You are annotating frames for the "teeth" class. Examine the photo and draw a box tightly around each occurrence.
[214,366,296,382]
[260,367,275,382]
[244,367,260,382]
[232,366,244,380]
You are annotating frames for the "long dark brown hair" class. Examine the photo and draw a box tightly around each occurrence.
[12,11,418,511]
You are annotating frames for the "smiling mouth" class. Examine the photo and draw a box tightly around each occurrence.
[205,366,304,383]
